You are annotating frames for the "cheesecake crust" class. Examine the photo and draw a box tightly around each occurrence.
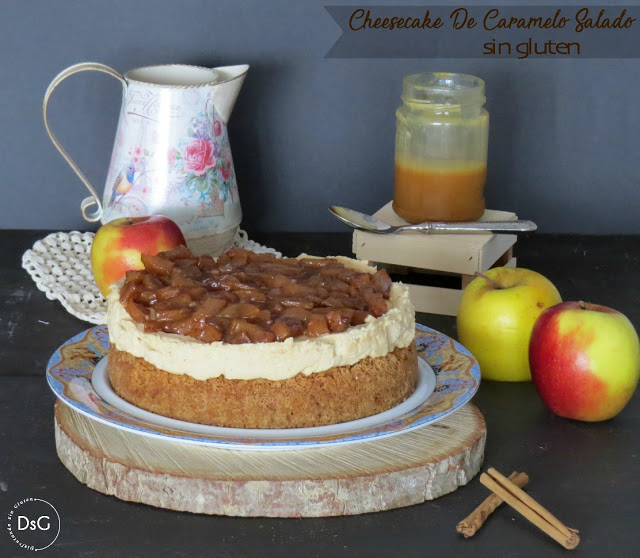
[107,342,418,429]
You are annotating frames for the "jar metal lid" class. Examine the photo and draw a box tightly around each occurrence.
[402,72,485,106]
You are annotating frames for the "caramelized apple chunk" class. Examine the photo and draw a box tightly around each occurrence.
[219,303,262,319]
[372,269,392,297]
[125,299,148,323]
[307,314,330,337]
[193,296,228,318]
[197,323,224,343]
[141,254,174,275]
[162,244,198,262]
[119,280,141,304]
[271,318,306,341]
[326,309,354,333]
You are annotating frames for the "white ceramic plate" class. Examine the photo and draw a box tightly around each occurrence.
[91,356,435,440]
[47,325,480,450]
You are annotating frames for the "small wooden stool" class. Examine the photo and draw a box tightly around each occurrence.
[352,202,518,316]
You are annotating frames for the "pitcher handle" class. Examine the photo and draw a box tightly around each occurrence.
[43,62,126,222]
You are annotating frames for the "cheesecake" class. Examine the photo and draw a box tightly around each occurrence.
[106,246,417,428]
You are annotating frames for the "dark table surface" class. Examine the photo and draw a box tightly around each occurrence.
[1,230,639,558]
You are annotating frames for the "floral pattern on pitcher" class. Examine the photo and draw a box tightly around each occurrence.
[170,106,239,218]
[106,145,153,216]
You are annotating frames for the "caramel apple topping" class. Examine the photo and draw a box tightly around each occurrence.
[119,246,393,344]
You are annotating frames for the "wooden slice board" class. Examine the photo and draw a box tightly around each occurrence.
[54,401,486,517]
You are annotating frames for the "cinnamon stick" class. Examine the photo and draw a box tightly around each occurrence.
[457,471,529,538]
[487,468,578,541]
[480,470,580,550]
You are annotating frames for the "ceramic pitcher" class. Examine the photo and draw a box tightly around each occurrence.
[43,62,249,255]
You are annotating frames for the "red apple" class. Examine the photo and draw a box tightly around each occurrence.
[91,215,186,297]
[529,301,640,421]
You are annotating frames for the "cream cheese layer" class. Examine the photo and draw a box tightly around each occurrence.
[106,259,415,381]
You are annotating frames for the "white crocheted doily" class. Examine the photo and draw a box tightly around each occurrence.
[22,230,281,325]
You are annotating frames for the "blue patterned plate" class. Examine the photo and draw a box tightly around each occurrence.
[46,325,480,450]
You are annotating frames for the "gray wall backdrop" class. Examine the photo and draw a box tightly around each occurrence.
[2,0,639,234]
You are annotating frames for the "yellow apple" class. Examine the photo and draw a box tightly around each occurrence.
[457,267,562,381]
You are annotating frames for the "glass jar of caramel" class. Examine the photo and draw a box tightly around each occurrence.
[393,73,489,223]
